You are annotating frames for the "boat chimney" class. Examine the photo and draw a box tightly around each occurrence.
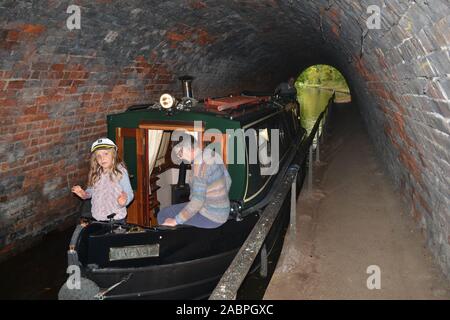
[179,75,194,98]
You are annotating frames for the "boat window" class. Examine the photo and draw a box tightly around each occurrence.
[270,114,288,157]
[258,128,272,172]
[245,121,272,200]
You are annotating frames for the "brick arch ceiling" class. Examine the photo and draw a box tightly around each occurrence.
[0,0,449,276]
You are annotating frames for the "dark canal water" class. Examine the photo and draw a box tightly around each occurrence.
[0,87,349,300]
[0,227,74,299]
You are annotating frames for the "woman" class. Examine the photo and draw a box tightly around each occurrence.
[158,135,231,228]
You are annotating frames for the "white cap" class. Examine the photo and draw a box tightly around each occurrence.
[91,138,117,152]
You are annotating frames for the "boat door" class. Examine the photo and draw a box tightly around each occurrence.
[115,121,219,227]
[115,127,155,226]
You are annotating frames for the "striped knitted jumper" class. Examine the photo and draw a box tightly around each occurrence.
[175,153,232,225]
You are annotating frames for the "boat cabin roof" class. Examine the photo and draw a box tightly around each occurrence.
[121,95,291,128]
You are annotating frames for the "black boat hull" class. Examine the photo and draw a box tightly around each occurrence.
[66,95,307,299]
[73,185,294,300]
[87,250,238,299]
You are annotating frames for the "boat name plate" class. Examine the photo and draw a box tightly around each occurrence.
[109,244,160,261]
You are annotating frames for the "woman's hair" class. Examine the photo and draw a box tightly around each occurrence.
[87,148,126,187]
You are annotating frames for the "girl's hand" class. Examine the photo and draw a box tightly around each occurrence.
[72,185,87,199]
[162,218,177,227]
[117,191,128,207]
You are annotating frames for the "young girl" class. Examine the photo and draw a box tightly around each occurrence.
[72,138,134,222]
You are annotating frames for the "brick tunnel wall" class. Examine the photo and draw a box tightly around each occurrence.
[0,0,449,278]
[328,0,450,278]
[0,0,277,259]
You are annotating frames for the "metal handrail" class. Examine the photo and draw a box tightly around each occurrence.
[209,91,335,300]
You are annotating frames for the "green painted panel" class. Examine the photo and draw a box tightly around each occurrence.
[107,109,246,201]
[123,137,137,190]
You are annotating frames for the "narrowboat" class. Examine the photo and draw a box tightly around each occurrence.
[60,78,307,300]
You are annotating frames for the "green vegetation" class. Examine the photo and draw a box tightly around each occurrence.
[295,65,352,132]
[298,87,334,134]
[296,65,350,93]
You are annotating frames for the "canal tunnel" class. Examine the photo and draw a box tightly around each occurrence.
[1,0,449,284]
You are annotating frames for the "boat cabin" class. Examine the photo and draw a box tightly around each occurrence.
[61,82,306,300]
[106,92,303,227]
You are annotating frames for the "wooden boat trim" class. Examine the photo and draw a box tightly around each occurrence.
[138,120,205,132]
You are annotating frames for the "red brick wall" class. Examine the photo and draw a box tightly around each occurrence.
[0,26,178,258]
[0,2,274,260]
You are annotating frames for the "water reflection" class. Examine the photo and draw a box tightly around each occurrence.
[297,87,334,134]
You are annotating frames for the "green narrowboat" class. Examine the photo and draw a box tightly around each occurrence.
[61,79,306,300]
